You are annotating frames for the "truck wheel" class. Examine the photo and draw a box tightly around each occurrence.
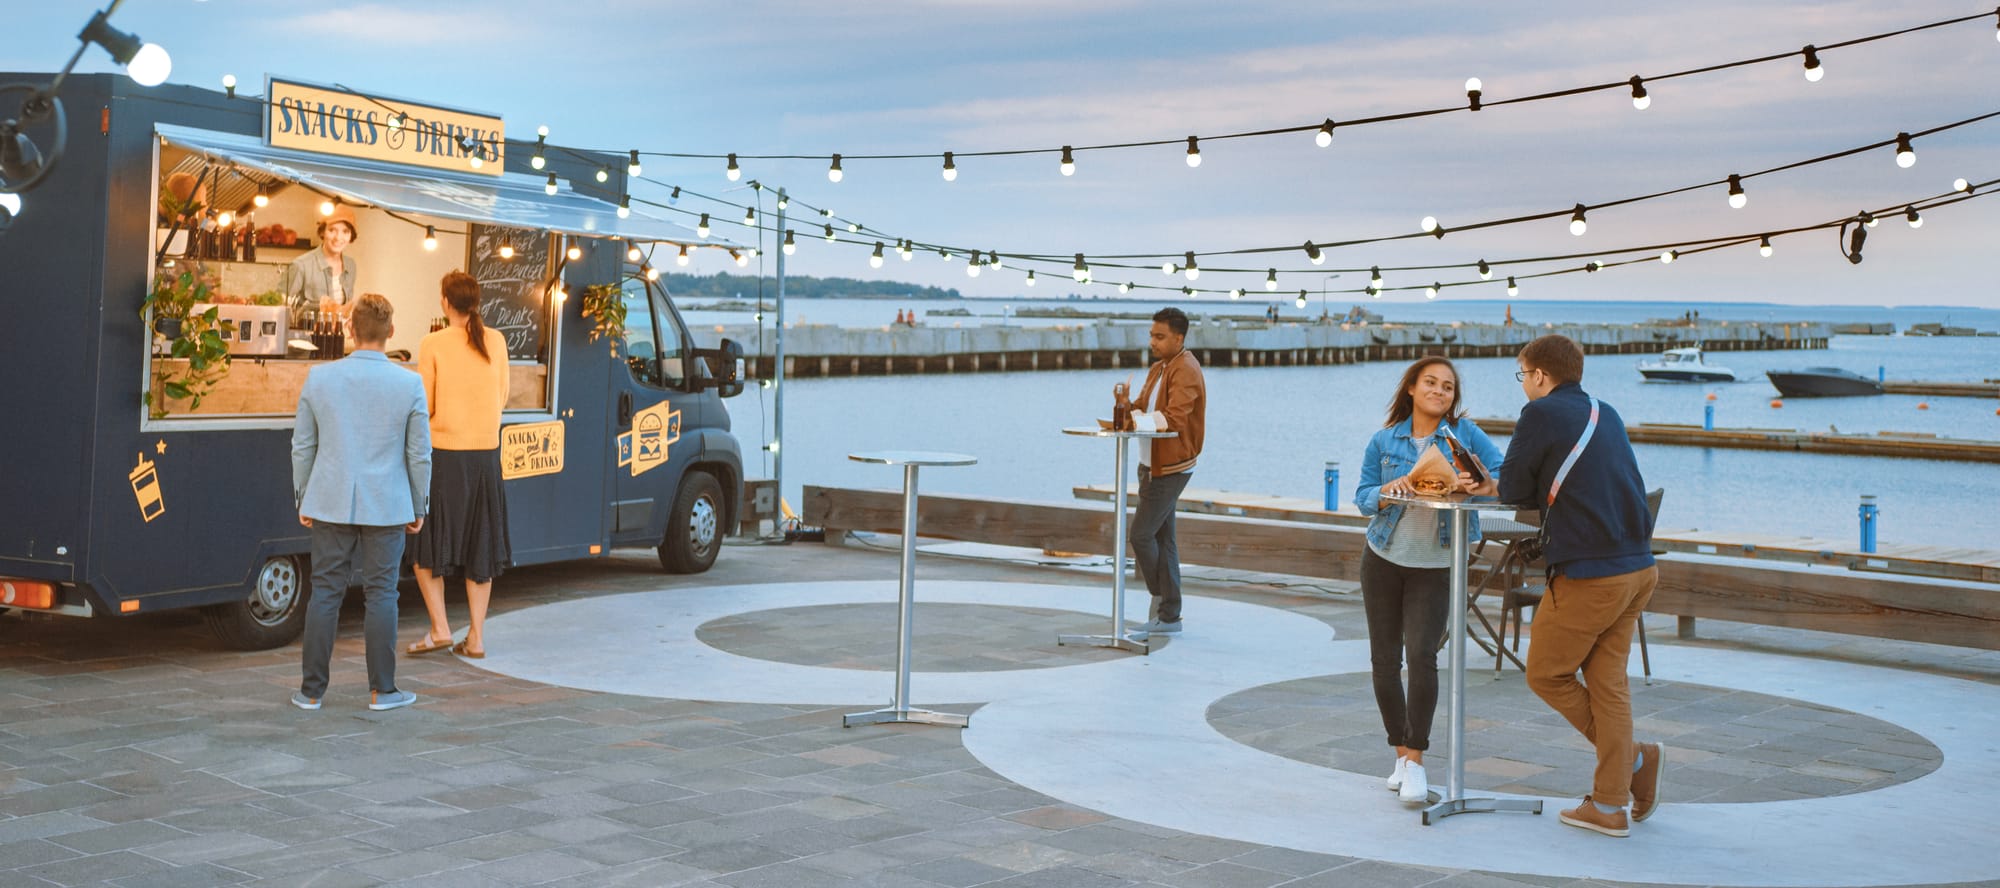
[203,554,309,649]
[659,470,723,574]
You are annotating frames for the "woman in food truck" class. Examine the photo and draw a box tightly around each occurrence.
[281,203,359,331]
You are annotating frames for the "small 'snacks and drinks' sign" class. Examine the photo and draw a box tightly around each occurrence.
[264,77,505,177]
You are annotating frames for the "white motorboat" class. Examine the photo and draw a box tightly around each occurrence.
[1637,346,1737,383]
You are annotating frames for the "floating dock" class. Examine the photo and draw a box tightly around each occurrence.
[705,319,1833,378]
[1881,379,2000,398]
[1470,417,2000,463]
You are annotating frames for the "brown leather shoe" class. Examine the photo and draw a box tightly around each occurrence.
[1631,742,1664,822]
[1559,796,1629,837]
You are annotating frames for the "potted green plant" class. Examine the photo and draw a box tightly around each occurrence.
[142,270,233,417]
[579,282,628,357]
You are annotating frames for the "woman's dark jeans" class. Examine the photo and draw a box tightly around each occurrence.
[1360,547,1450,751]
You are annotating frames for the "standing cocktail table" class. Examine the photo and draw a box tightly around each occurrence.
[1058,427,1177,655]
[842,450,978,729]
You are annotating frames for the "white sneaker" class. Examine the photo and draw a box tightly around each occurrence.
[1399,762,1429,803]
[1385,756,1408,792]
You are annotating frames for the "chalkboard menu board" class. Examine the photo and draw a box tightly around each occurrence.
[466,224,553,360]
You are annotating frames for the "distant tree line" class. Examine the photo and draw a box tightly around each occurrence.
[661,272,961,302]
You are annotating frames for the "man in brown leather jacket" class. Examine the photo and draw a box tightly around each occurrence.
[1129,307,1206,634]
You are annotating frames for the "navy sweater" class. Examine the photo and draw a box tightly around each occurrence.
[1498,383,1655,579]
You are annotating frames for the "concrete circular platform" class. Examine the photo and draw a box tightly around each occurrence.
[695,602,1169,671]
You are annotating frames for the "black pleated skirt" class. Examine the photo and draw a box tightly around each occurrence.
[411,448,512,582]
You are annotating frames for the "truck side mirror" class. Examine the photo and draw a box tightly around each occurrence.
[695,338,745,398]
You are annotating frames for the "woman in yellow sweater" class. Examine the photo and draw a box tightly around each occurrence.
[406,271,512,659]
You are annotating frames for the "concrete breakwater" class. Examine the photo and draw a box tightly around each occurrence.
[704,319,1833,378]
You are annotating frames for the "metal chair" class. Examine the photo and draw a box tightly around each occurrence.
[1494,488,1663,683]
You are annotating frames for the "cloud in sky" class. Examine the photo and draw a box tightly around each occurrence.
[3,0,1994,306]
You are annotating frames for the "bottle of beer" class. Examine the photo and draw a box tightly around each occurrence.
[241,222,256,263]
[331,311,345,355]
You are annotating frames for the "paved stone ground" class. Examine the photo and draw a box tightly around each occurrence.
[2,535,1996,888]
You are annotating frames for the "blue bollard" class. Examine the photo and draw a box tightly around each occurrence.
[1324,461,1340,511]
[1878,364,1885,383]
[1704,402,1714,431]
[1858,494,1878,553]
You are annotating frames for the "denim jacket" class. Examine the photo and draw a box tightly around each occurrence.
[1353,416,1507,552]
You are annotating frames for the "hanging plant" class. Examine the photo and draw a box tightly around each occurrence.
[141,270,233,417]
[579,282,628,357]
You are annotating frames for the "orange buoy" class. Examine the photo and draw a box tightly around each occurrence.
[1705,392,1718,401]
[1917,402,1929,410]
[1770,399,1783,408]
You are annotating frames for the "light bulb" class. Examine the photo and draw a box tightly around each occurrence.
[941,151,956,182]
[1304,241,1324,265]
[1420,215,1438,233]
[827,153,843,182]
[551,285,567,303]
[499,242,515,260]
[1506,276,1518,296]
[726,153,740,181]
[1895,133,1915,168]
[468,153,483,170]
[626,245,641,262]
[1629,76,1650,110]
[545,173,558,196]
[676,245,690,266]
[1759,236,1773,257]
[1229,289,1242,300]
[1265,269,1278,290]
[627,150,642,177]
[1072,253,1088,282]
[696,214,710,238]
[1954,177,1971,192]
[1119,282,1131,294]
[537,126,549,138]
[214,211,232,227]
[530,151,544,170]
[898,241,912,260]
[595,167,609,183]
[252,189,268,208]
[220,73,236,93]
[825,225,836,243]
[1316,119,1334,148]
[1864,211,1879,228]
[966,257,980,277]
[1905,206,1923,228]
[1185,136,1201,168]
[782,231,796,255]
[1025,270,1036,286]
[645,265,660,281]
[988,251,1002,270]
[423,226,437,251]
[1569,204,1588,236]
[319,200,335,216]
[1727,174,1747,208]
[870,242,884,268]
[567,243,582,261]
[1465,77,1483,111]
[1295,293,1307,309]
[1161,261,1176,276]
[1060,145,1075,177]
[617,195,630,219]
[1425,284,1439,300]
[127,43,171,87]
[744,207,756,227]
[733,250,748,267]
[1465,77,1483,93]
[847,221,860,233]
[1183,252,1198,280]
[1660,250,1676,264]
[1369,266,1383,289]
[388,113,404,133]
[1477,259,1491,280]
[1803,45,1824,82]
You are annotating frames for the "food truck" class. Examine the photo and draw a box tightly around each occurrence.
[0,74,748,648]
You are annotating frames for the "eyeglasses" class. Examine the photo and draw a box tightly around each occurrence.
[1515,369,1537,381]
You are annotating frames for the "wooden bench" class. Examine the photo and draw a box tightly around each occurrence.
[805,485,2000,652]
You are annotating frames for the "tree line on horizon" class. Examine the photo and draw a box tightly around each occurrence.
[661,272,962,302]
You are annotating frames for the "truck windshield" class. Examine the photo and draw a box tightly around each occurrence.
[620,278,685,389]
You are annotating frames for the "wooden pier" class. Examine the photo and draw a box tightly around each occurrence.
[1470,417,2000,463]
[703,319,1834,379]
[1882,379,2000,398]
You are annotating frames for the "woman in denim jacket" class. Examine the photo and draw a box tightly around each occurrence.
[1352,356,1504,803]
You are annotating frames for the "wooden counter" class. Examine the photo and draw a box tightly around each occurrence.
[149,358,549,416]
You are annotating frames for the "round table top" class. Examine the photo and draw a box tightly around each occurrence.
[847,450,978,467]
[1062,426,1179,439]
[1382,492,1534,513]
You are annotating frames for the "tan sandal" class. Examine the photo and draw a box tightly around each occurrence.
[451,639,486,659]
[405,634,453,655]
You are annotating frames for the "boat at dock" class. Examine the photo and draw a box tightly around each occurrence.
[1637,346,1736,383]
[1767,367,1884,397]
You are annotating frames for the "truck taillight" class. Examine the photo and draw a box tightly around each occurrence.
[1,579,58,610]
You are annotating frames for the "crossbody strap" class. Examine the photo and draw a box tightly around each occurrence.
[1546,397,1599,507]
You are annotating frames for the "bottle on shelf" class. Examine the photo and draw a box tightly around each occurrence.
[240,223,256,262]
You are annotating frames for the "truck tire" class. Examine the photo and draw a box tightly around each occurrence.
[659,470,723,574]
[203,554,309,649]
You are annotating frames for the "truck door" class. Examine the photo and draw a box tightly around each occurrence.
[608,277,699,546]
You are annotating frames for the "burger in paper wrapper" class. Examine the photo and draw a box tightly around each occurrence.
[1407,443,1459,497]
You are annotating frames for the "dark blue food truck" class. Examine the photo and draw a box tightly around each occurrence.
[0,73,747,647]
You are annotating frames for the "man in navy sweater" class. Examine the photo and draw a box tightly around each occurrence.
[1499,335,1662,838]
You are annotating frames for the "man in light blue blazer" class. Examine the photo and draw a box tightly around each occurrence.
[291,293,431,712]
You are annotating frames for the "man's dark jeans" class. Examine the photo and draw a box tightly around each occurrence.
[300,522,405,699]
[1130,469,1192,624]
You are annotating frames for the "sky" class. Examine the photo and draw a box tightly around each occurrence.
[6,0,1998,307]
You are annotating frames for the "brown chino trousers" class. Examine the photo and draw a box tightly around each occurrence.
[1524,565,1659,807]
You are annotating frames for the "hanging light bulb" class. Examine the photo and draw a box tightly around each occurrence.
[941,151,957,182]
[423,225,438,252]
[1477,259,1491,280]
[847,221,860,233]
[726,153,741,181]
[966,255,981,277]
[319,199,335,217]
[1315,118,1335,148]
[596,167,609,183]
[1025,269,1037,286]
[214,210,233,228]
[1185,136,1202,168]
[617,194,630,219]
[1905,205,1923,228]
[1569,204,1588,236]
[898,240,913,260]
[827,153,843,182]
[627,150,642,176]
[1265,269,1278,291]
[1060,145,1076,177]
[1802,45,1824,82]
[1506,276,1519,296]
[1587,261,1603,272]
[1953,177,1971,193]
[387,112,404,133]
[1727,174,1747,208]
[626,244,641,262]
[1425,283,1439,300]
[566,241,582,261]
[545,173,558,196]
[1184,252,1199,281]
[1304,241,1324,265]
[743,207,756,227]
[467,144,483,170]
[645,264,660,281]
[1072,253,1089,282]
[1229,288,1243,300]
[1759,236,1774,257]
[1119,282,1132,294]
[676,245,690,266]
[1894,132,1915,168]
[696,214,710,238]
[870,242,885,268]
[531,134,546,170]
[252,187,268,208]
[498,238,515,260]
[988,251,1002,270]
[1629,75,1650,110]
[1161,261,1176,276]
[1366,286,1380,299]
[1420,215,1439,233]
[1465,77,1483,111]
[1369,266,1383,290]
[1294,291,1307,308]
[667,186,681,205]
[824,224,836,243]
[1660,250,1677,264]
[774,193,787,210]
[939,248,951,261]
[733,249,748,267]
[551,283,567,303]
[782,230,797,255]
[1863,210,1879,228]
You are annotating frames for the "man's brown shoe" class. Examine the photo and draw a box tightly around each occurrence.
[1559,797,1629,837]
[1631,742,1664,822]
